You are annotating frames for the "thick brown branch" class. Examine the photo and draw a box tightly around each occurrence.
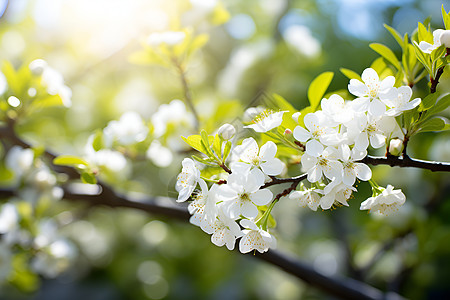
[361,155,450,172]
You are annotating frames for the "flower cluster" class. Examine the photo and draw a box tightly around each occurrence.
[176,67,416,253]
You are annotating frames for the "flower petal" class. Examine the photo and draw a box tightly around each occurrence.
[355,163,372,181]
[259,141,277,160]
[261,158,284,176]
[305,139,324,157]
[250,189,273,206]
[293,126,311,142]
[348,79,369,97]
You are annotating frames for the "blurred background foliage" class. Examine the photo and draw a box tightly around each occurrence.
[0,0,449,299]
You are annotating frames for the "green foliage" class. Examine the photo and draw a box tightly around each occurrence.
[307,72,334,111]
[340,68,362,81]
[53,155,89,167]
[370,43,401,70]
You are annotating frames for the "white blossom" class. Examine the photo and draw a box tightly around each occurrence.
[289,185,322,211]
[239,219,277,254]
[0,203,19,234]
[5,146,34,178]
[176,158,201,202]
[320,179,356,210]
[147,31,186,47]
[382,86,421,117]
[293,112,339,156]
[418,29,447,53]
[338,144,372,186]
[217,169,273,219]
[201,208,242,250]
[244,110,287,133]
[301,147,342,183]
[360,185,406,215]
[103,111,148,147]
[188,180,218,226]
[348,68,395,116]
[232,138,284,177]
[146,140,173,167]
[151,99,196,138]
[346,114,396,151]
[321,94,353,125]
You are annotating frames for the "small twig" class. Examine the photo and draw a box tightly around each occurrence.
[172,57,200,129]
[361,155,450,172]
[429,48,449,93]
[262,174,307,189]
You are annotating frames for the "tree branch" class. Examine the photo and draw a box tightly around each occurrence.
[0,186,405,300]
[361,155,450,172]
[0,126,409,300]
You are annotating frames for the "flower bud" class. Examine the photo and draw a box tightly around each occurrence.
[217,123,236,140]
[284,128,293,137]
[29,59,47,76]
[440,30,450,48]
[292,112,301,123]
[389,139,404,156]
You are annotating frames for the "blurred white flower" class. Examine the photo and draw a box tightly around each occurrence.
[283,25,321,57]
[147,31,185,47]
[0,203,19,234]
[5,146,34,178]
[103,111,148,147]
[151,99,196,138]
[146,140,173,167]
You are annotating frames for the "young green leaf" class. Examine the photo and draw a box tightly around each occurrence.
[427,94,450,116]
[222,140,232,162]
[420,92,440,111]
[53,155,89,167]
[307,72,334,111]
[418,22,432,43]
[370,43,401,70]
[81,172,97,184]
[384,24,405,49]
[417,117,446,133]
[181,135,208,154]
[272,93,296,112]
[340,68,362,81]
[442,5,450,30]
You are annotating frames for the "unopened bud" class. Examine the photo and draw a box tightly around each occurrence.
[292,112,301,124]
[217,123,236,140]
[284,128,293,137]
[440,30,450,48]
[389,139,404,156]
[29,59,47,76]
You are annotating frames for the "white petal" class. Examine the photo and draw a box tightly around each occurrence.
[238,138,260,163]
[351,97,370,112]
[368,99,386,116]
[343,168,356,186]
[305,139,324,157]
[250,189,273,206]
[303,113,320,132]
[361,68,379,85]
[261,158,284,175]
[355,163,372,181]
[241,201,258,218]
[369,133,386,148]
[380,76,395,91]
[355,132,369,151]
[307,165,323,182]
[259,141,277,160]
[239,234,253,253]
[301,154,317,170]
[348,79,368,97]
[293,126,311,142]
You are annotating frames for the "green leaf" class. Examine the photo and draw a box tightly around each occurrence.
[182,135,208,154]
[307,72,334,111]
[384,24,405,49]
[421,92,440,111]
[213,134,221,157]
[370,43,401,70]
[53,155,89,167]
[418,117,446,133]
[418,22,432,43]
[272,93,296,112]
[340,68,362,81]
[186,34,209,58]
[412,41,432,74]
[431,45,446,64]
[81,172,97,184]
[222,140,232,162]
[92,130,104,151]
[191,155,217,167]
[428,94,450,116]
[442,5,450,30]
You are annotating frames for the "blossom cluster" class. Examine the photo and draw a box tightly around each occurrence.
[176,67,417,254]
